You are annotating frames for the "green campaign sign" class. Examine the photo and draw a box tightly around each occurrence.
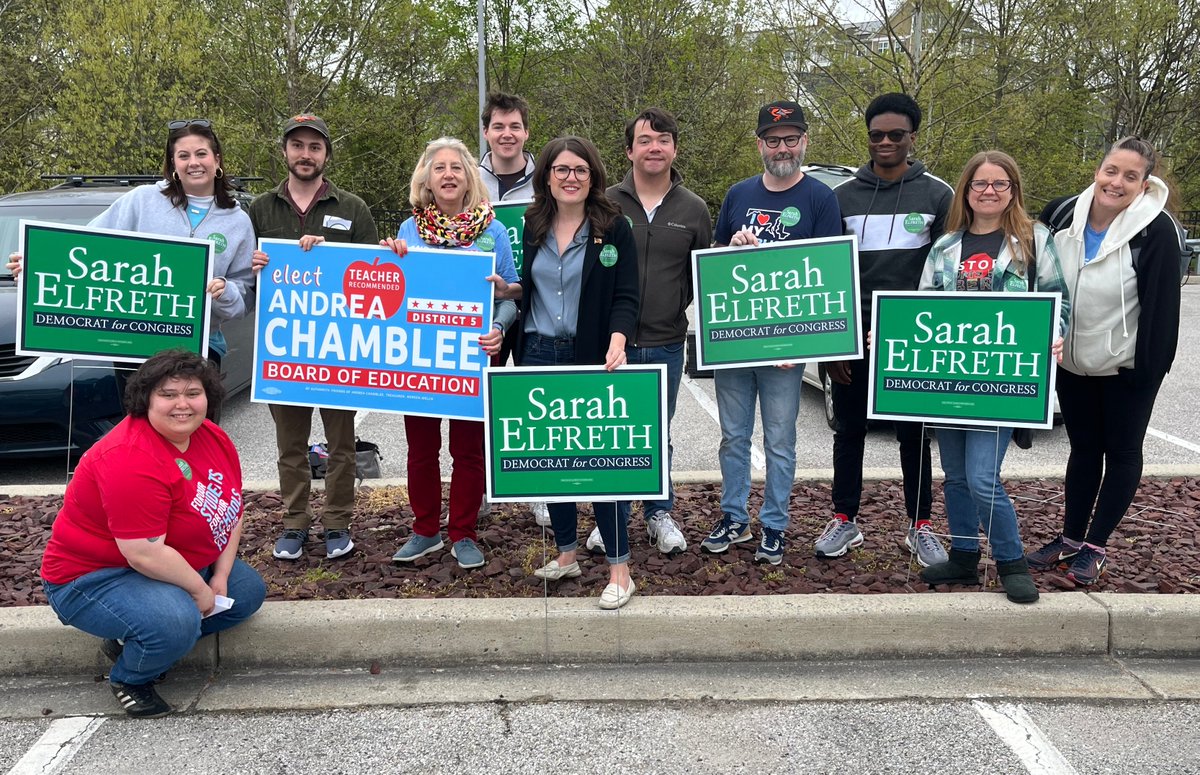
[868,291,1062,428]
[492,200,531,274]
[484,365,668,502]
[691,236,862,369]
[17,220,213,361]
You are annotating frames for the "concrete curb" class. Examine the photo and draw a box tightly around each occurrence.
[3,592,1196,676]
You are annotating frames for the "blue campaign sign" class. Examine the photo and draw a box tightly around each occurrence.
[252,239,495,420]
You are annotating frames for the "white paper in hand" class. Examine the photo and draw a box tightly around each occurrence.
[203,595,234,619]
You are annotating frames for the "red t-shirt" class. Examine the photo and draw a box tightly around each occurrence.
[41,416,244,584]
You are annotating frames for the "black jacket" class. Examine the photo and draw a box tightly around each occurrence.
[607,169,713,346]
[516,216,639,365]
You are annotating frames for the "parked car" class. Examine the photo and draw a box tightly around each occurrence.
[0,175,256,459]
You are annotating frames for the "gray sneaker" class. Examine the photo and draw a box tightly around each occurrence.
[905,524,949,568]
[392,533,444,563]
[450,538,485,569]
[272,529,308,560]
[814,518,863,558]
[324,529,355,559]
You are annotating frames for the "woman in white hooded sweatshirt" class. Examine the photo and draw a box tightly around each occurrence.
[1029,137,1183,585]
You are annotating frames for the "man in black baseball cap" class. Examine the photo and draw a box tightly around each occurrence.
[700,99,841,567]
[755,100,809,136]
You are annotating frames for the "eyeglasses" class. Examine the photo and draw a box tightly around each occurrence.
[550,165,591,181]
[867,129,912,143]
[968,179,1013,192]
[761,134,804,149]
[167,119,212,130]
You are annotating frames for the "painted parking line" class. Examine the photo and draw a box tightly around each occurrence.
[7,716,105,775]
[972,701,1077,774]
[1146,426,1200,455]
[681,374,766,471]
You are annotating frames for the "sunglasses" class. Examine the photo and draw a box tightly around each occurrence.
[167,119,212,130]
[867,129,912,143]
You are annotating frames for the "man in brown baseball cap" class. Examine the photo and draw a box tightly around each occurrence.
[281,114,331,151]
[249,114,377,562]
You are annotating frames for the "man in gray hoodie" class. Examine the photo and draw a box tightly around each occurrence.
[813,93,954,567]
[479,92,535,203]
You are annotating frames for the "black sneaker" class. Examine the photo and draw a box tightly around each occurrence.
[110,680,172,718]
[100,639,168,683]
[1026,535,1079,569]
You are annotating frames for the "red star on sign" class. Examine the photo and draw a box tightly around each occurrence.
[471,304,479,312]
[411,300,420,308]
[442,303,449,310]
[426,302,434,308]
[457,304,464,311]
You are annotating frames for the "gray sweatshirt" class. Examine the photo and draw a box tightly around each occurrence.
[89,182,256,327]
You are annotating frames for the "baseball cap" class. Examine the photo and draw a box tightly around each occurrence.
[282,114,331,143]
[756,101,808,136]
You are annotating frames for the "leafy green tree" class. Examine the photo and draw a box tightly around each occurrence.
[53,0,213,176]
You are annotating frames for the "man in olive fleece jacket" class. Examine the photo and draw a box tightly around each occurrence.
[249,114,378,563]
[602,107,712,556]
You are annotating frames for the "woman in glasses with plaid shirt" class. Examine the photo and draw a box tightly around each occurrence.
[915,150,1068,604]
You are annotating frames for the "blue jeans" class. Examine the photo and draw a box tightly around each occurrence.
[714,365,803,531]
[521,334,630,563]
[935,426,1024,562]
[43,559,266,684]
[618,341,684,520]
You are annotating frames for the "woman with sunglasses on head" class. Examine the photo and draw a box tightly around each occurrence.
[91,119,256,363]
[916,151,1069,604]
[493,136,639,609]
[380,137,519,571]
[1027,137,1183,585]
[7,119,256,367]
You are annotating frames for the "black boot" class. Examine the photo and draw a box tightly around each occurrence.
[920,549,980,585]
[996,557,1040,604]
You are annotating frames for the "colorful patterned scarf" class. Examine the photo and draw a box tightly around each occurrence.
[414,202,495,247]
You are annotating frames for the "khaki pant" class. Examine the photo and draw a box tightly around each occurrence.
[270,404,356,531]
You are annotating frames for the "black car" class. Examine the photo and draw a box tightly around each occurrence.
[0,176,256,458]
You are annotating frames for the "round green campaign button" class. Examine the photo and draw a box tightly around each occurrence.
[625,215,634,227]
[779,207,801,227]
[599,244,618,266]
[903,213,925,233]
[175,458,193,480]
[1005,272,1028,291]
[209,233,228,253]
[476,233,496,251]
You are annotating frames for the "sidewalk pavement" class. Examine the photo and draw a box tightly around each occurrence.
[4,468,1198,681]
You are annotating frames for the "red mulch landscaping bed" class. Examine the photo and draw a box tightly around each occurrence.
[3,478,1197,606]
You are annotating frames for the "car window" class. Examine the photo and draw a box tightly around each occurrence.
[0,203,108,278]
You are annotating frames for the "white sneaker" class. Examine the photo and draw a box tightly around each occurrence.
[646,511,686,554]
[531,501,551,527]
[585,525,605,554]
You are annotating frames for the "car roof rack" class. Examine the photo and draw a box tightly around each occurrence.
[42,174,161,187]
[40,174,265,192]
